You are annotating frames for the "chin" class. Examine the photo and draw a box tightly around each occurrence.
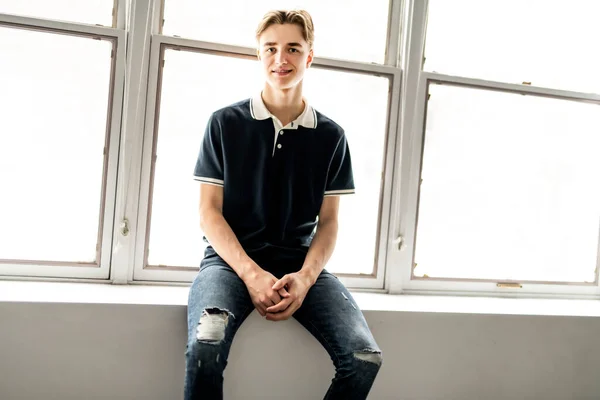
[268,77,303,91]
[268,80,297,90]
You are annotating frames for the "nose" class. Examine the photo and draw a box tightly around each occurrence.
[275,52,288,65]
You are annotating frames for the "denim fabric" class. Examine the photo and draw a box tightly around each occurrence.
[184,255,382,399]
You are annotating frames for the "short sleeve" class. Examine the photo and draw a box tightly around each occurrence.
[193,113,224,187]
[324,134,355,196]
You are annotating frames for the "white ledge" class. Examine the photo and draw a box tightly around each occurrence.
[1,280,600,317]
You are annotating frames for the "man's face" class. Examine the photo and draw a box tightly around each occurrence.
[257,23,313,90]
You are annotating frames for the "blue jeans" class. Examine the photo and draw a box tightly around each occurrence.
[184,255,382,399]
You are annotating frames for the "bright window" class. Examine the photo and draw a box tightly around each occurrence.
[162,0,391,64]
[146,48,389,275]
[0,0,114,26]
[424,0,600,93]
[0,26,113,264]
[414,83,600,283]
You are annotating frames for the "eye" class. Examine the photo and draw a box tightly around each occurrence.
[266,47,276,53]
[289,48,299,53]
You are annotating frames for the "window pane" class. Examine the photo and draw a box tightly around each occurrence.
[424,0,600,93]
[0,0,113,26]
[162,0,390,64]
[414,84,600,283]
[148,49,389,275]
[0,27,113,263]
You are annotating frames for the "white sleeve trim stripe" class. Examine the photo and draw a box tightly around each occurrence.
[324,189,355,196]
[194,176,224,186]
[197,181,224,188]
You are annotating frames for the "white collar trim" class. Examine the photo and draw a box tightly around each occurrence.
[250,94,317,129]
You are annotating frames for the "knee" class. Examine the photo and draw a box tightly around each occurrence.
[194,307,232,343]
[338,349,383,376]
[185,307,234,374]
[354,350,383,368]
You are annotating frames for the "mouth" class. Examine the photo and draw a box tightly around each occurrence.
[272,69,293,77]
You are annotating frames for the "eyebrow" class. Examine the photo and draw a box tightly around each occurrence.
[263,42,302,47]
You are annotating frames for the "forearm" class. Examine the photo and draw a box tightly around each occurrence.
[300,219,339,285]
[200,209,260,281]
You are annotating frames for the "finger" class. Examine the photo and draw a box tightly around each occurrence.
[272,275,291,291]
[266,311,288,321]
[260,296,275,308]
[268,291,282,305]
[267,307,294,321]
[266,298,293,313]
[255,299,270,315]
[278,287,291,298]
[266,313,281,321]
[255,305,266,317]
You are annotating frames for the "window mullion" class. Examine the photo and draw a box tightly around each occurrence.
[109,0,156,283]
[384,0,403,67]
[385,0,429,294]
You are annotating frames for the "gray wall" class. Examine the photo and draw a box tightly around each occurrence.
[1,301,599,400]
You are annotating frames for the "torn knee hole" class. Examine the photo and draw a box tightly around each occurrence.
[353,350,383,366]
[196,307,233,343]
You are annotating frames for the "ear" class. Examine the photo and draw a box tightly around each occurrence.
[306,49,314,68]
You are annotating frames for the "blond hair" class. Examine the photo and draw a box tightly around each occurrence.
[256,10,315,49]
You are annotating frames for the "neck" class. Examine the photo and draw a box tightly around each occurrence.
[261,83,305,127]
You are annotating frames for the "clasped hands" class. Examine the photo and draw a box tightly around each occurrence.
[243,268,313,321]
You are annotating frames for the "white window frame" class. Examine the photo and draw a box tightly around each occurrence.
[5,0,598,300]
[120,0,405,290]
[0,11,126,281]
[385,0,600,299]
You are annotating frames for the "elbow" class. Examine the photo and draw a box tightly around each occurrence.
[199,204,224,231]
[318,218,338,233]
[199,214,207,232]
[198,207,214,231]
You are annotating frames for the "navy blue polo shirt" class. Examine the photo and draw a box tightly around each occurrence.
[193,95,354,267]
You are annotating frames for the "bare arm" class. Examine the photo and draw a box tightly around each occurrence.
[198,183,258,280]
[298,196,340,285]
[266,196,341,320]
[199,184,289,316]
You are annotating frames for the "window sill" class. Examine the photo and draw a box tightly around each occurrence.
[1,280,600,317]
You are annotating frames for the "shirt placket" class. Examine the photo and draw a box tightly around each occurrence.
[272,118,294,157]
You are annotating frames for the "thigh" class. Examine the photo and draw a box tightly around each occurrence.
[293,270,380,361]
[187,255,254,345]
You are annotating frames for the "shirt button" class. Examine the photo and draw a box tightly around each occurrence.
[277,144,282,149]
[279,130,284,135]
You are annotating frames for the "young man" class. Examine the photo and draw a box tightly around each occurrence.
[186,9,382,400]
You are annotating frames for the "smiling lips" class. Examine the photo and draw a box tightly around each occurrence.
[273,69,293,76]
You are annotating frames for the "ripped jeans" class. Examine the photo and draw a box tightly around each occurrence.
[184,255,382,400]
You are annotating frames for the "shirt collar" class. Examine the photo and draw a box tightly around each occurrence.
[250,94,317,129]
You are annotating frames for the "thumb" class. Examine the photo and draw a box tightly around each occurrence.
[272,275,290,291]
